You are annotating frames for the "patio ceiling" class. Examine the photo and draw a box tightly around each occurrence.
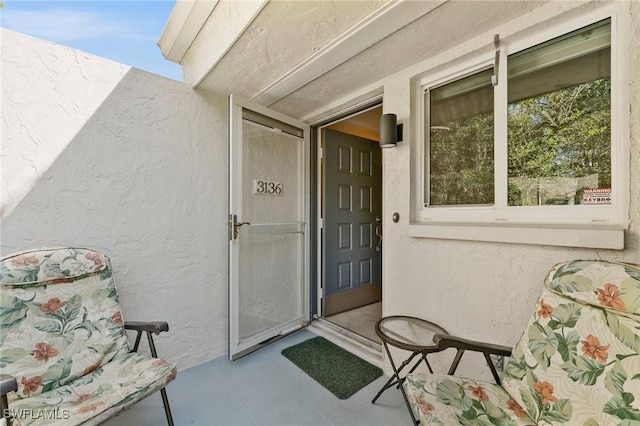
[160,0,545,121]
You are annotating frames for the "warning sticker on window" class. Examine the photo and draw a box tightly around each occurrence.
[582,188,612,205]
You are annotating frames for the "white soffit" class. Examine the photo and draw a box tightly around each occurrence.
[249,0,447,106]
[158,0,219,63]
[274,0,546,119]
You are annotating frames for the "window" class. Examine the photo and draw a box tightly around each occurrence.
[427,69,494,207]
[420,16,624,228]
[506,20,611,208]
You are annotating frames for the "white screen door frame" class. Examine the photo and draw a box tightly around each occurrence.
[228,95,310,360]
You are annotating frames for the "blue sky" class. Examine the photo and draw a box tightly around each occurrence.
[1,0,182,81]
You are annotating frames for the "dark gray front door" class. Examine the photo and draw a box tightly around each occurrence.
[323,128,382,316]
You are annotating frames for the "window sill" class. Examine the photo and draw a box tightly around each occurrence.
[407,222,625,249]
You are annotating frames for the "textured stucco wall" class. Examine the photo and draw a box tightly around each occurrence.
[381,2,640,378]
[0,29,130,219]
[1,29,229,370]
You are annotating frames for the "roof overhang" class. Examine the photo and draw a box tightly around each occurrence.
[158,0,220,63]
[159,0,445,95]
[158,0,268,70]
[158,1,551,120]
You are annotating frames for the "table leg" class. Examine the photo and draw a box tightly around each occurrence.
[371,342,422,425]
[408,352,434,375]
[371,346,420,403]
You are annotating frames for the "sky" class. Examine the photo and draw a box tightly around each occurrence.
[0,0,183,81]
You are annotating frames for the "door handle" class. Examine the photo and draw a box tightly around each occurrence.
[375,216,382,252]
[230,214,251,240]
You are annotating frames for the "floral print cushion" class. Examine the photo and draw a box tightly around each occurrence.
[1,248,176,425]
[0,248,108,286]
[405,373,535,425]
[6,352,177,426]
[1,258,129,399]
[545,260,640,317]
[501,261,640,425]
[404,260,640,425]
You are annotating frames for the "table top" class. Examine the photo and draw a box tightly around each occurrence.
[375,315,448,352]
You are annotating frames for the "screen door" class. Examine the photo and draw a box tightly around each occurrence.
[228,96,310,360]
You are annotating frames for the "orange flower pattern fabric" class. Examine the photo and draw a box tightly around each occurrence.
[537,299,553,318]
[32,343,59,362]
[416,398,435,415]
[597,283,626,311]
[76,401,105,415]
[0,248,176,426]
[405,374,536,425]
[468,385,489,401]
[533,381,558,405]
[405,260,640,425]
[581,334,610,363]
[10,255,39,267]
[20,377,42,397]
[501,260,640,425]
[507,399,527,419]
[39,297,67,315]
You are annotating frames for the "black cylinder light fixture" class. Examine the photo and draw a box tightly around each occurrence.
[379,113,403,148]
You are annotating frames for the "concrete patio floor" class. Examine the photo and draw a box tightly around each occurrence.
[105,330,408,426]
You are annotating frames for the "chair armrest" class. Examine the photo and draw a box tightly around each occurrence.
[433,334,512,357]
[125,321,169,335]
[433,333,512,384]
[1,375,17,396]
[125,321,169,358]
[1,374,18,416]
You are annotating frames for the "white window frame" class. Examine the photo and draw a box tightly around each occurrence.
[411,4,629,249]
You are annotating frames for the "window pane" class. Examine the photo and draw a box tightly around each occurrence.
[507,20,611,207]
[427,69,494,206]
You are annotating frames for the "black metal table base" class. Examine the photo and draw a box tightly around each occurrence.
[371,343,434,425]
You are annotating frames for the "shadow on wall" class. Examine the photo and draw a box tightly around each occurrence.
[1,68,230,370]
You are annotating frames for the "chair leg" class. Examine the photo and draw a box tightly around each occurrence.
[1,394,9,422]
[160,388,174,426]
[141,331,175,425]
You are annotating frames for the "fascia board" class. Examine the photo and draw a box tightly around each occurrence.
[158,0,219,63]
[185,0,269,87]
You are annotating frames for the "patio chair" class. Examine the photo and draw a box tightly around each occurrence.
[404,259,640,425]
[0,248,176,425]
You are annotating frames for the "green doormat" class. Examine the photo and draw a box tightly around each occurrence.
[282,336,382,399]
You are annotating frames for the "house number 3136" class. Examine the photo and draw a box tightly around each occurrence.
[253,179,282,196]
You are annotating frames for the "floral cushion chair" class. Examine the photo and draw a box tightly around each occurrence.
[0,248,177,426]
[404,260,640,425]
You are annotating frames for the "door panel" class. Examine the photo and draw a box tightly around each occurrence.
[323,128,382,316]
[229,96,310,360]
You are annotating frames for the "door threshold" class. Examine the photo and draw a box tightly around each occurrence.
[308,318,383,368]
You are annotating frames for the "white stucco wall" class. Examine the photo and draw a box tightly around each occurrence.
[380,1,640,378]
[0,29,229,370]
[0,29,131,219]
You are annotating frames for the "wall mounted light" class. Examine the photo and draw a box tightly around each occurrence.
[379,113,403,148]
